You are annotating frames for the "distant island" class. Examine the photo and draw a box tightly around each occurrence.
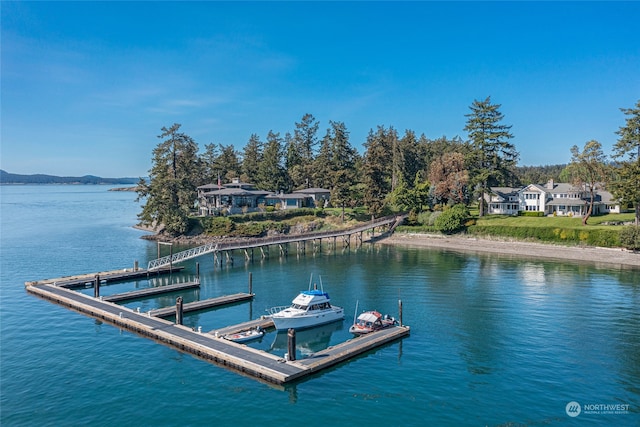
[0,169,139,185]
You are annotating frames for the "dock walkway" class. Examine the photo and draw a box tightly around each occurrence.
[103,281,200,302]
[149,293,254,318]
[26,266,184,289]
[26,283,409,385]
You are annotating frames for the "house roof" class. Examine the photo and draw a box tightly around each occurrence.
[490,187,521,197]
[293,188,330,194]
[197,183,221,190]
[203,188,269,196]
[266,193,307,200]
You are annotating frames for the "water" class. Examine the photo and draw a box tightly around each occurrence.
[1,185,639,426]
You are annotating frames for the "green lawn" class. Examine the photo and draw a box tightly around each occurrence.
[475,213,636,230]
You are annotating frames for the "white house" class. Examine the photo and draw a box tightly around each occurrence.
[487,179,621,217]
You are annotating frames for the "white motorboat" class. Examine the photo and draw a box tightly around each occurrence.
[268,276,344,331]
[223,326,265,343]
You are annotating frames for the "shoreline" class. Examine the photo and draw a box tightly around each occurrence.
[379,232,640,269]
[133,224,640,269]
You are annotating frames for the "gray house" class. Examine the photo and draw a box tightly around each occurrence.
[197,179,331,215]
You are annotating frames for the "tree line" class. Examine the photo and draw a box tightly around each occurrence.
[137,98,640,234]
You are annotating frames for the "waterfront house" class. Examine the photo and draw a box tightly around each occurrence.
[292,188,331,207]
[487,179,621,217]
[197,178,330,215]
[197,179,270,215]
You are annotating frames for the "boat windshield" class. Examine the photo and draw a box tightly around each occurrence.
[309,302,331,310]
[290,302,331,311]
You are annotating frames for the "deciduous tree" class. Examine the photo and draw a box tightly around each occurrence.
[428,152,469,206]
[566,140,609,225]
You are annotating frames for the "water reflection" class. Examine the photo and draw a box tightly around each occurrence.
[268,321,344,359]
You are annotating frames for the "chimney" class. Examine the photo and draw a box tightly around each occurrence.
[546,179,554,190]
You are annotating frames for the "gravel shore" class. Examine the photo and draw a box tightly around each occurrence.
[379,232,640,269]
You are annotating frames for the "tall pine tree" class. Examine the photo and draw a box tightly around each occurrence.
[136,123,201,235]
[611,100,640,225]
[242,134,263,184]
[464,97,518,216]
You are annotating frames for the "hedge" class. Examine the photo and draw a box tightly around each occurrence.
[468,225,621,247]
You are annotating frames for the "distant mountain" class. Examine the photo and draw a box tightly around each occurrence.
[0,170,139,185]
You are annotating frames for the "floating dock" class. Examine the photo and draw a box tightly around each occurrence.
[103,281,200,302]
[25,266,184,289]
[149,293,254,318]
[26,281,409,385]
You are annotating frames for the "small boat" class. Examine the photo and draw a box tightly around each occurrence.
[349,310,398,335]
[268,275,344,331]
[223,327,265,343]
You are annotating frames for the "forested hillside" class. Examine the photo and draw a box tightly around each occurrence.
[0,170,138,185]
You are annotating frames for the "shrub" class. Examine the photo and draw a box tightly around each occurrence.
[233,222,266,237]
[620,226,640,251]
[519,211,545,217]
[202,217,234,236]
[435,204,469,233]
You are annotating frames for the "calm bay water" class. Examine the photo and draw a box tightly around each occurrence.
[1,185,639,426]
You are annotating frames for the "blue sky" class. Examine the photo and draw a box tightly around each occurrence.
[2,1,639,177]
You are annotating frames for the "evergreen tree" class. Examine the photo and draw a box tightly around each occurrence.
[201,143,220,185]
[362,127,393,216]
[258,130,287,192]
[242,134,263,184]
[464,97,518,216]
[282,132,295,192]
[295,113,320,162]
[326,121,359,216]
[290,113,320,189]
[311,134,332,189]
[218,144,242,181]
[136,123,201,235]
[611,100,640,225]
[398,130,425,190]
[202,143,241,185]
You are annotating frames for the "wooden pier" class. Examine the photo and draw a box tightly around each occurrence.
[25,281,409,385]
[149,293,254,318]
[147,214,407,271]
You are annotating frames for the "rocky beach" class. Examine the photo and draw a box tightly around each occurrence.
[379,232,640,269]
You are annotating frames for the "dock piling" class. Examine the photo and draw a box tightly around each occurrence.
[94,274,100,298]
[287,328,296,361]
[176,296,184,325]
[398,299,403,326]
[249,272,253,295]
